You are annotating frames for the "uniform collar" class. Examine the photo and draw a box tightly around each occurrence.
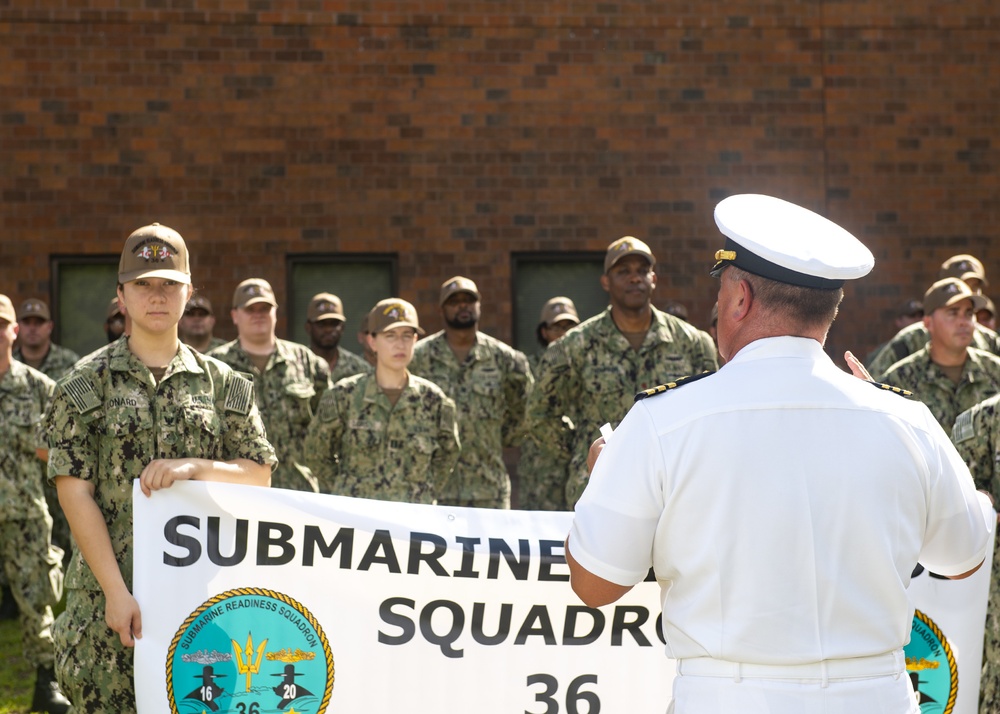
[598,305,674,347]
[109,336,205,378]
[725,335,826,366]
[0,360,29,392]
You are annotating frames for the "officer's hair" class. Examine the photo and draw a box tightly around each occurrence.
[727,267,843,328]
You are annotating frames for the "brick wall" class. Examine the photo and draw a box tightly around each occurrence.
[3,1,1000,358]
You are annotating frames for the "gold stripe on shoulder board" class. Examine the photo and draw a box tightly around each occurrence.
[869,381,913,398]
[634,371,715,402]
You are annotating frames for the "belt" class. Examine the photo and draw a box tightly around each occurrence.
[675,649,906,686]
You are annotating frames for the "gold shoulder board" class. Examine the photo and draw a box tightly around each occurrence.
[634,371,714,402]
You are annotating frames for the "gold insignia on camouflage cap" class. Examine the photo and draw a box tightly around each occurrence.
[232,278,277,309]
[604,236,655,273]
[17,298,51,322]
[939,254,988,288]
[0,294,15,324]
[369,298,425,335]
[923,277,987,315]
[118,222,191,284]
[538,297,580,328]
[307,292,346,322]
[439,276,481,306]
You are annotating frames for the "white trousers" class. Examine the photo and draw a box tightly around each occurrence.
[668,671,920,714]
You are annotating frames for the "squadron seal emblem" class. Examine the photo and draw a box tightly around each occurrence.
[166,588,333,713]
[905,609,958,713]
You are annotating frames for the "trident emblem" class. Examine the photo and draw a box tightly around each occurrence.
[231,632,268,692]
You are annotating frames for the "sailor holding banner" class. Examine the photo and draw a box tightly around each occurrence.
[566,194,993,713]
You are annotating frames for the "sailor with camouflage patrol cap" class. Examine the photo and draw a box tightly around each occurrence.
[567,194,990,714]
[304,292,371,383]
[209,277,331,493]
[525,234,718,507]
[305,297,459,503]
[46,222,275,712]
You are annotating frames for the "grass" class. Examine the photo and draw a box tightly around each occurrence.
[0,614,33,713]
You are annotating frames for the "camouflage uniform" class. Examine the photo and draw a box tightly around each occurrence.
[868,321,1000,380]
[0,361,62,671]
[14,343,80,566]
[13,343,80,381]
[409,331,533,508]
[46,337,276,712]
[526,306,719,507]
[881,344,1000,436]
[951,395,1000,714]
[209,338,330,492]
[517,350,571,511]
[304,372,460,503]
[185,336,227,354]
[330,346,372,384]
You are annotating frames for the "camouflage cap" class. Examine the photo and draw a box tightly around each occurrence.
[981,295,996,317]
[605,236,655,273]
[17,298,51,322]
[106,296,123,321]
[118,222,191,284]
[307,292,346,322]
[369,298,425,335]
[0,294,15,324]
[897,298,923,318]
[233,278,277,309]
[439,276,480,306]
[538,296,580,328]
[185,293,214,315]
[923,277,987,315]
[939,254,988,288]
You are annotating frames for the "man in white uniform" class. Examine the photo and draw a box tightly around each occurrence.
[566,194,993,714]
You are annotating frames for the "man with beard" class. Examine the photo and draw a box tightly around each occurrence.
[526,237,718,507]
[303,292,371,383]
[408,276,532,509]
[882,277,1000,436]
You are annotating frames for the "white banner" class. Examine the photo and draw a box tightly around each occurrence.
[134,481,673,713]
[134,482,991,714]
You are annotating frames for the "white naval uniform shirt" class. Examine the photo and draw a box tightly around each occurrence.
[570,336,991,666]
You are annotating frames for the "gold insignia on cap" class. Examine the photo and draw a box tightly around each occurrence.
[383,303,406,319]
[715,249,737,261]
[135,242,175,263]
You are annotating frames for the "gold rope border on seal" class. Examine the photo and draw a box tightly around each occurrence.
[165,586,335,714]
[911,608,958,714]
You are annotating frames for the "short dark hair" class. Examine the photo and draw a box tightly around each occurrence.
[727,266,843,329]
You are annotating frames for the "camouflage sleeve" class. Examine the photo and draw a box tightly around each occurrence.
[33,372,56,452]
[501,349,534,448]
[953,400,999,496]
[45,378,101,482]
[432,395,461,498]
[303,387,346,493]
[524,339,575,463]
[311,357,333,413]
[220,372,277,467]
[695,329,720,373]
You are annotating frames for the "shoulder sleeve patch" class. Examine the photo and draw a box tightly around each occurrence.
[224,371,255,415]
[868,381,913,398]
[953,409,975,444]
[63,375,101,414]
[634,371,715,402]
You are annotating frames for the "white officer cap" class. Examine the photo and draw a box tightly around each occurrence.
[710,194,875,288]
